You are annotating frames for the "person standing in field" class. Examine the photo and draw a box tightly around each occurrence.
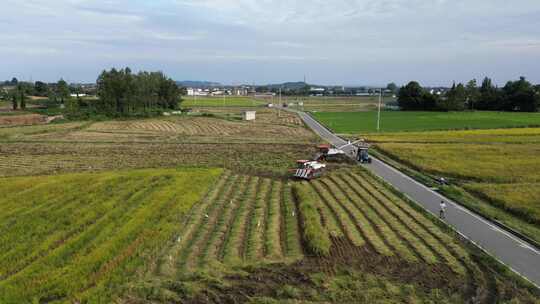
[439,200,447,219]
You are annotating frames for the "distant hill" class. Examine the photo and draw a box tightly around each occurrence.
[266,82,310,90]
[176,81,222,88]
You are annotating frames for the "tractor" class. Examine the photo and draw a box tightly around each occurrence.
[357,147,372,164]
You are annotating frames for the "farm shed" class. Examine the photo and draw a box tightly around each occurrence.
[243,111,256,121]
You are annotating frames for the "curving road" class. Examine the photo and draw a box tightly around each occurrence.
[294,109,540,287]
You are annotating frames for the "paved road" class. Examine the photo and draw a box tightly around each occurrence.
[295,110,540,287]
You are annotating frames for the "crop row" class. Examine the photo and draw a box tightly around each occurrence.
[0,168,220,303]
[305,170,469,276]
[168,174,303,275]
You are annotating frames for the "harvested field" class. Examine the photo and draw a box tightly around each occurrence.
[0,142,313,177]
[0,114,48,126]
[3,110,314,144]
[86,115,309,140]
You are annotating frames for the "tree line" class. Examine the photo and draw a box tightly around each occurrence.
[0,79,71,110]
[1,68,182,117]
[398,77,540,112]
[94,67,181,116]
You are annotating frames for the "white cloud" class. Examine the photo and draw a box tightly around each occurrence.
[2,0,540,84]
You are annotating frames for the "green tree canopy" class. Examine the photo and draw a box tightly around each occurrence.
[386,82,398,93]
[95,67,181,116]
[56,79,70,104]
[397,81,439,110]
[34,81,49,97]
[441,82,466,111]
[502,77,538,112]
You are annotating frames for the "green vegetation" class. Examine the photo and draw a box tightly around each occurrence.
[398,77,540,112]
[0,168,221,303]
[293,183,331,255]
[274,96,395,112]
[93,67,181,117]
[367,128,540,244]
[313,111,540,134]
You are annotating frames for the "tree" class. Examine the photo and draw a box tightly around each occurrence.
[56,79,70,105]
[386,82,398,94]
[34,81,49,97]
[441,82,466,111]
[476,77,501,110]
[15,83,31,110]
[95,67,180,116]
[465,79,479,110]
[502,77,538,112]
[397,81,426,110]
[10,91,18,110]
[10,77,18,85]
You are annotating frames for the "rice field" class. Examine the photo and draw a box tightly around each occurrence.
[1,166,537,303]
[366,127,540,243]
[314,111,540,134]
[0,168,222,303]
[159,173,304,276]
[157,169,472,277]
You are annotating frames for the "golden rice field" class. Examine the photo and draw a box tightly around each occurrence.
[131,168,538,303]
[375,142,540,183]
[366,127,540,242]
[158,172,303,277]
[1,167,537,303]
[0,168,222,303]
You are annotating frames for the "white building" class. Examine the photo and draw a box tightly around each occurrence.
[243,111,256,121]
[187,88,209,96]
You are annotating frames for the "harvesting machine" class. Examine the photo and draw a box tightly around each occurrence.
[293,160,327,180]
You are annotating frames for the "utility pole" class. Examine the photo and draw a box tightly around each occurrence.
[377,88,382,132]
[278,87,282,117]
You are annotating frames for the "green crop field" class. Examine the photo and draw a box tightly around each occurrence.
[366,128,540,245]
[0,168,222,303]
[313,111,540,134]
[182,96,265,107]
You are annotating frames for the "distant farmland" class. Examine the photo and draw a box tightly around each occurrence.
[313,111,540,134]
[182,96,264,107]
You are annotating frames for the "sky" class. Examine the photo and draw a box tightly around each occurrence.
[2,0,540,86]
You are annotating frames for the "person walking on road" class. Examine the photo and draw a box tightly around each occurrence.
[439,200,447,219]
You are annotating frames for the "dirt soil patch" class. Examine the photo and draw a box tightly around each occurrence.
[0,114,48,126]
